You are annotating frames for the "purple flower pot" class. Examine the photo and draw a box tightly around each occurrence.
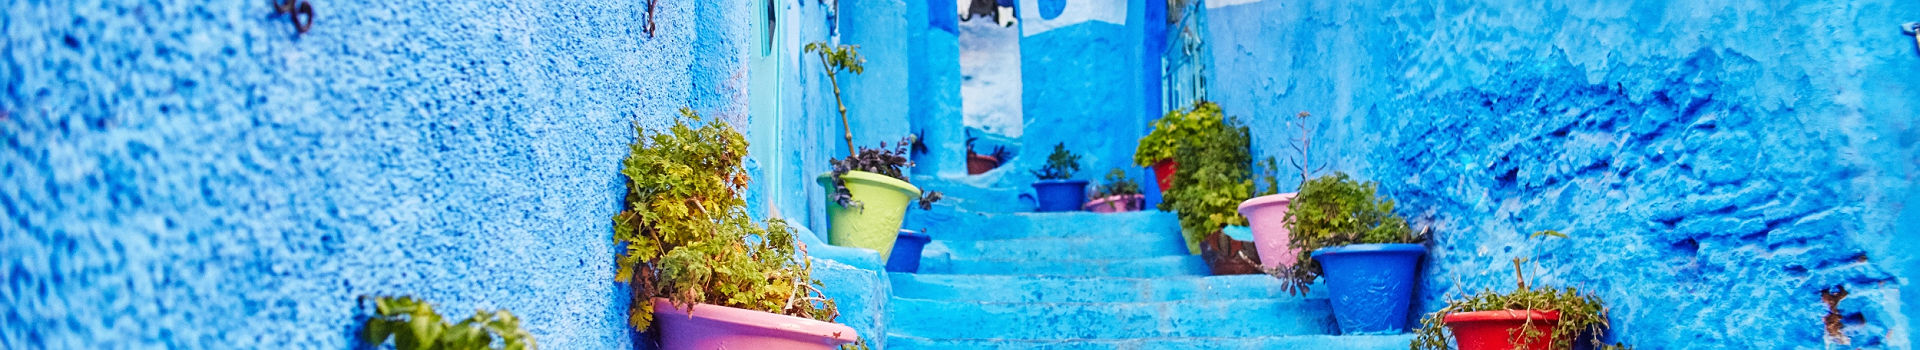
[1237,193,1298,269]
[1083,194,1146,212]
[651,298,859,349]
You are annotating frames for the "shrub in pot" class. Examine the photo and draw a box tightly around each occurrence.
[1283,172,1424,334]
[1085,168,1145,212]
[1411,230,1630,350]
[1029,143,1087,212]
[612,108,857,349]
[1241,111,1326,269]
[1135,101,1227,194]
[807,41,943,260]
[1156,101,1275,258]
[965,130,1010,175]
[359,295,536,350]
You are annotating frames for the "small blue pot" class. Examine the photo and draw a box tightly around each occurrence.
[1031,179,1089,212]
[885,230,931,273]
[1310,243,1425,334]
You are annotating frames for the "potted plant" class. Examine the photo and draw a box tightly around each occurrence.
[1084,168,1145,212]
[807,41,943,260]
[612,108,858,349]
[1281,172,1424,334]
[964,130,1010,175]
[1135,101,1226,194]
[1029,142,1087,212]
[1411,230,1630,350]
[1156,101,1275,264]
[1239,111,1325,270]
[886,228,931,273]
[359,295,537,350]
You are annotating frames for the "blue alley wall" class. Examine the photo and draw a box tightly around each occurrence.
[1200,0,1920,348]
[1015,0,1157,190]
[2,0,759,347]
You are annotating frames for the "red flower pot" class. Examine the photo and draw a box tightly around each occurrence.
[1444,310,1561,350]
[967,154,1000,175]
[1150,159,1177,194]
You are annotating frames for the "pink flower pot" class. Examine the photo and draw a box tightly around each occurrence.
[1237,193,1298,269]
[1083,194,1146,212]
[651,298,859,350]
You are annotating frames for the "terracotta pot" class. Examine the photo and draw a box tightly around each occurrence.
[1238,193,1299,269]
[651,298,859,350]
[966,154,1000,175]
[1083,194,1146,212]
[1150,159,1177,194]
[1443,310,1561,350]
[1200,232,1261,275]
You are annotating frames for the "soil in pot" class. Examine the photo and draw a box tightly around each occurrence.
[1084,194,1146,212]
[1031,179,1089,212]
[816,171,922,260]
[1444,310,1561,350]
[1238,193,1298,269]
[651,298,859,350]
[1311,243,1424,334]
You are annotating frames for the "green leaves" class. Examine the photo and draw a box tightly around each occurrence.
[1134,101,1225,166]
[1154,101,1259,252]
[612,108,839,331]
[1030,143,1081,180]
[1091,168,1142,198]
[360,296,537,350]
[1282,172,1419,285]
[805,42,865,76]
[1408,230,1630,350]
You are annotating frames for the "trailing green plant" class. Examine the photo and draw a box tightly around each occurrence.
[826,136,944,210]
[805,41,864,157]
[1091,168,1142,198]
[1410,231,1631,350]
[1156,101,1277,251]
[1030,143,1081,180]
[1134,101,1225,166]
[359,295,536,350]
[1278,172,1418,285]
[612,108,840,332]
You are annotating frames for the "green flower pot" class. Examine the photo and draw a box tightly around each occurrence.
[816,171,922,260]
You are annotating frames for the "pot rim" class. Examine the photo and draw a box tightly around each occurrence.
[1237,192,1299,214]
[1309,243,1425,258]
[1442,309,1562,324]
[967,154,1000,162]
[650,298,860,344]
[816,170,922,197]
[1032,179,1090,185]
[1086,194,1146,202]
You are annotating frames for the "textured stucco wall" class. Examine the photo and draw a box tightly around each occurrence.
[2,0,754,347]
[1203,0,1919,348]
[1015,0,1152,188]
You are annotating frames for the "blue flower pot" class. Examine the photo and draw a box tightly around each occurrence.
[1031,179,1089,212]
[1310,243,1425,334]
[885,230,931,273]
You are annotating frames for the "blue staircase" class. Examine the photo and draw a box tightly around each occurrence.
[888,187,1414,349]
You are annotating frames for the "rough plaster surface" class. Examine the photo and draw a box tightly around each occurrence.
[1203,0,1920,348]
[2,0,754,347]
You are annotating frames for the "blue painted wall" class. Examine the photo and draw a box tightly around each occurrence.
[1200,0,1919,348]
[2,0,757,347]
[1015,0,1154,190]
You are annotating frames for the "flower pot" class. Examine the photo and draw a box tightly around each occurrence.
[1311,243,1425,334]
[966,154,1000,175]
[817,171,923,260]
[886,229,931,273]
[651,298,859,350]
[1030,179,1089,212]
[1150,159,1177,194]
[1443,310,1561,350]
[1200,231,1262,275]
[1237,193,1299,269]
[1083,194,1145,212]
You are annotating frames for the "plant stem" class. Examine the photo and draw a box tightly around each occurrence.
[1513,258,1527,291]
[816,52,856,157]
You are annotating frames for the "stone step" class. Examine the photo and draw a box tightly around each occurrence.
[885,297,1337,340]
[890,273,1322,303]
[922,255,1210,278]
[884,334,1416,350]
[906,209,1180,242]
[936,235,1189,261]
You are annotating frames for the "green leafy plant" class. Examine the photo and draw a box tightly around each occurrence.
[1411,231,1631,350]
[1030,143,1081,180]
[1278,172,1418,286]
[1134,101,1225,166]
[1091,168,1142,198]
[611,108,840,331]
[808,41,943,211]
[359,295,536,350]
[1156,101,1277,251]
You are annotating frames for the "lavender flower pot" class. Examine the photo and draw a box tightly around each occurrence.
[651,298,859,350]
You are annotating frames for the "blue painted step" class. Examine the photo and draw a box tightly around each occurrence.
[886,297,1336,340]
[925,255,1210,277]
[890,274,1322,303]
[906,208,1180,242]
[937,235,1188,261]
[885,334,1417,350]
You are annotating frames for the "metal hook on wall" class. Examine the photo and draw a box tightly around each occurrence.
[272,0,314,34]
